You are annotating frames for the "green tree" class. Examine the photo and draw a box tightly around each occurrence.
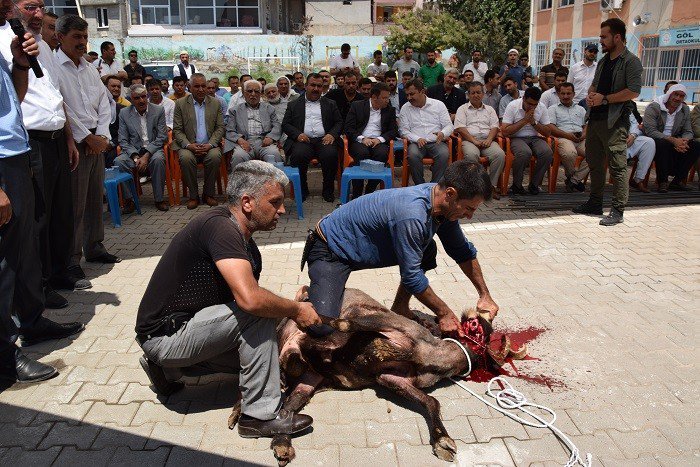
[386,9,478,58]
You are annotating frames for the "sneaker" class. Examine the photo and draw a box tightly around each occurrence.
[572,200,603,215]
[599,208,624,226]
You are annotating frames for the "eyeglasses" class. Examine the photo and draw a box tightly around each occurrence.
[245,89,261,94]
[23,4,46,13]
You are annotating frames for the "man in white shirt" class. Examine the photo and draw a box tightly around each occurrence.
[366,49,389,78]
[55,15,121,273]
[462,49,488,84]
[501,87,553,195]
[147,78,174,130]
[569,44,598,107]
[94,40,126,84]
[454,82,505,198]
[392,46,420,78]
[399,79,454,185]
[329,43,359,77]
[547,82,589,192]
[540,70,568,108]
[626,112,654,193]
[172,50,196,80]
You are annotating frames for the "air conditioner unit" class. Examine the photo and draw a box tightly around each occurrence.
[600,0,624,11]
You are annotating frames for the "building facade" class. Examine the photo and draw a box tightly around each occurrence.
[528,0,700,101]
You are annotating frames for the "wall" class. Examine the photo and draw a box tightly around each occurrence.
[305,0,373,35]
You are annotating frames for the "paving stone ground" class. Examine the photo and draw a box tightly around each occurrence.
[1,169,698,466]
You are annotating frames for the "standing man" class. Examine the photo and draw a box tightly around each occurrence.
[366,50,389,78]
[291,71,305,94]
[329,43,360,77]
[0,6,84,383]
[482,69,501,112]
[427,68,467,122]
[326,70,365,122]
[282,73,343,202]
[498,76,523,118]
[94,40,126,83]
[56,15,122,283]
[570,44,598,108]
[499,49,525,93]
[384,70,401,114]
[41,11,59,51]
[207,79,229,125]
[539,48,569,92]
[462,49,487,84]
[223,75,239,104]
[123,49,145,81]
[173,50,196,80]
[147,78,174,130]
[418,50,445,88]
[392,46,420,78]
[574,18,642,226]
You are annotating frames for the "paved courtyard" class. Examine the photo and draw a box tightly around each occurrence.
[1,172,698,466]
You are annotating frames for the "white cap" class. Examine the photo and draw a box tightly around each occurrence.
[507,48,519,55]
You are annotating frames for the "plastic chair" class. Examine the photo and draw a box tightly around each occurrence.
[276,164,304,219]
[169,139,228,204]
[401,137,453,187]
[500,136,557,195]
[453,133,503,193]
[339,137,395,204]
[104,167,141,227]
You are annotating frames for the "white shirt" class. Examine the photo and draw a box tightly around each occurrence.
[454,102,499,140]
[137,108,149,145]
[227,90,244,113]
[663,104,679,137]
[569,60,597,102]
[94,57,123,77]
[366,62,389,77]
[55,49,111,142]
[502,98,550,138]
[462,61,488,83]
[359,100,384,141]
[540,88,560,108]
[151,95,174,129]
[172,62,196,79]
[0,22,12,62]
[330,54,358,71]
[303,98,325,138]
[548,102,586,134]
[399,97,454,143]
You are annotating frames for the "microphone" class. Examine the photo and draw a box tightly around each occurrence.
[8,18,43,78]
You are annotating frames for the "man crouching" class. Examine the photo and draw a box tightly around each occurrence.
[135,160,321,438]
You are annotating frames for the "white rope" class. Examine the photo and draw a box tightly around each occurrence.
[443,338,472,377]
[450,376,592,467]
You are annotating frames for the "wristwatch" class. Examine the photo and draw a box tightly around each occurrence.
[601,95,609,106]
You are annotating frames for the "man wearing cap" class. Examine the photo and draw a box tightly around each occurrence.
[499,49,525,94]
[173,50,196,80]
[569,44,599,108]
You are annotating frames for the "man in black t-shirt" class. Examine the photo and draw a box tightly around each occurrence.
[135,160,320,438]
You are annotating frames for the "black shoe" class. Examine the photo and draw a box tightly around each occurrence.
[19,317,85,347]
[238,408,313,438]
[564,178,574,193]
[599,208,624,226]
[527,184,540,195]
[322,193,335,203]
[50,270,92,291]
[45,288,68,309]
[574,181,586,192]
[69,265,86,279]
[0,350,58,383]
[572,200,603,215]
[139,355,184,396]
[86,253,121,264]
[668,181,692,192]
[509,185,527,196]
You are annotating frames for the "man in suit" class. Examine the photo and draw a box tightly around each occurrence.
[224,80,283,169]
[344,82,398,199]
[282,73,343,202]
[115,84,169,212]
[173,73,225,209]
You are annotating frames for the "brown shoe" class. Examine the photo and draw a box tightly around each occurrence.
[629,179,650,193]
[186,198,199,210]
[122,199,135,214]
[491,186,501,200]
[203,195,219,207]
[155,201,169,211]
[658,182,668,193]
[238,408,313,438]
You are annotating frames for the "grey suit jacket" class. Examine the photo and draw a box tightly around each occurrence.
[117,103,168,157]
[642,101,693,140]
[224,101,282,153]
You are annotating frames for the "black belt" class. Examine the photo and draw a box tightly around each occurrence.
[28,128,64,141]
[89,128,97,135]
[300,223,327,271]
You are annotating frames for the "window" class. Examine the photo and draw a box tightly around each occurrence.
[555,41,572,67]
[185,0,260,27]
[680,48,700,81]
[534,43,549,74]
[45,0,78,16]
[138,0,180,25]
[97,8,109,28]
[640,36,659,87]
[560,0,575,6]
[538,0,552,9]
[657,50,680,81]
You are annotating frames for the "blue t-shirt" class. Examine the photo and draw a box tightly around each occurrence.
[499,64,525,95]
[319,183,477,295]
[0,54,30,158]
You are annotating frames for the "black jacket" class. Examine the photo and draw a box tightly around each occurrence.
[282,96,343,153]
[344,99,398,143]
[426,84,466,115]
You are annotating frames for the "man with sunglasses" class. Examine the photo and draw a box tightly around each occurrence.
[123,49,145,81]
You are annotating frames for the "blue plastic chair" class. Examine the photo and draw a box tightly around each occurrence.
[276,164,304,220]
[104,167,141,227]
[339,138,395,204]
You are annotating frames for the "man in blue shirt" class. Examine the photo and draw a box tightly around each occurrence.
[304,161,499,336]
[499,49,525,95]
[0,14,83,383]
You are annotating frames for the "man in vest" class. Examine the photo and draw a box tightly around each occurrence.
[172,50,196,80]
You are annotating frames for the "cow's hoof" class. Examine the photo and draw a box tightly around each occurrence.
[228,404,241,430]
[432,435,457,462]
[272,435,295,466]
[330,319,352,332]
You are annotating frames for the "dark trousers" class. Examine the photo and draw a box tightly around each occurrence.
[348,140,389,199]
[0,154,45,362]
[28,132,74,284]
[288,137,338,198]
[586,116,629,212]
[653,138,700,184]
[306,236,437,337]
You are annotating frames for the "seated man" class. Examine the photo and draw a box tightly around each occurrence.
[304,161,498,337]
[207,80,229,125]
[643,84,699,192]
[501,87,553,195]
[169,76,189,101]
[225,80,283,169]
[359,77,373,100]
[626,112,654,193]
[147,78,174,130]
[540,70,568,108]
[135,161,320,437]
[427,68,467,122]
[115,84,169,212]
[399,79,454,185]
[547,82,589,192]
[282,73,343,202]
[326,70,365,122]
[344,82,399,199]
[482,69,501,112]
[384,71,401,114]
[454,82,505,199]
[173,73,225,209]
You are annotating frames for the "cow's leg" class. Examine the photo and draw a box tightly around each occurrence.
[271,370,324,467]
[376,374,457,462]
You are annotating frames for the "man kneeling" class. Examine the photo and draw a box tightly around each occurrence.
[135,161,321,437]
